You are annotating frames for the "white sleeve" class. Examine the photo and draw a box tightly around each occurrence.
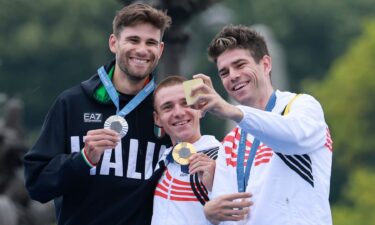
[237,94,327,155]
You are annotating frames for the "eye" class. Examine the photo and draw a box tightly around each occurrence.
[160,103,173,112]
[181,100,188,107]
[219,70,229,78]
[127,37,139,44]
[237,63,246,68]
[146,40,158,46]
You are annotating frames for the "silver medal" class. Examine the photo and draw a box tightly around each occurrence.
[104,115,128,138]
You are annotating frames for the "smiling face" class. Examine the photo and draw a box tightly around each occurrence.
[153,83,202,145]
[217,48,273,109]
[109,23,164,82]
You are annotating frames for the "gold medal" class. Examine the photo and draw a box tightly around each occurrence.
[104,115,128,138]
[172,142,197,165]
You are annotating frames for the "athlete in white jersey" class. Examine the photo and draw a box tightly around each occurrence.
[190,25,333,225]
[212,91,332,225]
[151,76,221,225]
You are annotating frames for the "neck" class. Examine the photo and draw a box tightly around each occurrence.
[112,66,149,95]
[253,87,274,110]
[172,134,202,145]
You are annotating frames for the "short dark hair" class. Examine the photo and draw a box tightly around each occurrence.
[208,24,269,63]
[153,75,187,110]
[113,3,172,38]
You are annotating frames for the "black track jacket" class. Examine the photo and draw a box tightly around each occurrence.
[24,60,171,225]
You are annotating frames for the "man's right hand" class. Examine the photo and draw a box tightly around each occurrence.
[191,74,244,123]
[204,192,253,225]
[83,129,120,165]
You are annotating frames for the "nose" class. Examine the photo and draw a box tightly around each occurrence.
[229,68,240,81]
[173,104,185,118]
[135,42,148,56]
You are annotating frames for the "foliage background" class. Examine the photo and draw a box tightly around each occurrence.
[1,0,375,223]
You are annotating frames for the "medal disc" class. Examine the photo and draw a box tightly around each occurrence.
[104,115,128,138]
[172,142,197,165]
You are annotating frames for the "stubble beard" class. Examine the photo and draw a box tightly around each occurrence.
[118,53,159,82]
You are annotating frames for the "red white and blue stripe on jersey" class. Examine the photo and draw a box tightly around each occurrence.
[222,126,333,187]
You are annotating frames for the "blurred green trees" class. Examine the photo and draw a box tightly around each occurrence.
[223,0,375,89]
[307,19,375,224]
[0,0,121,128]
[2,0,375,130]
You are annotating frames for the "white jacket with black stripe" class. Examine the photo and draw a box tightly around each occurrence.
[212,90,333,225]
[151,135,222,225]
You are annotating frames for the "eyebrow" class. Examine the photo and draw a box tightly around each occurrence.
[159,101,172,109]
[218,58,245,74]
[125,35,139,40]
[124,35,160,43]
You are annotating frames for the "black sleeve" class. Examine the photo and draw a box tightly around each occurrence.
[23,96,92,203]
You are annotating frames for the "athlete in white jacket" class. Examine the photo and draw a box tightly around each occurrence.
[190,25,333,225]
[211,91,332,225]
[151,76,221,225]
[152,135,221,225]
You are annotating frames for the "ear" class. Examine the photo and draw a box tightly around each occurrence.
[153,111,162,128]
[261,55,272,77]
[109,34,117,54]
[158,41,165,58]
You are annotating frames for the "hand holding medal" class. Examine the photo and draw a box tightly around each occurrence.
[83,128,120,165]
[189,152,216,191]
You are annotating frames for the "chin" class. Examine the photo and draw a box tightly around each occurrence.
[174,134,190,143]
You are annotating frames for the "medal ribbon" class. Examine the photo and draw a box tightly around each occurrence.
[237,92,276,192]
[97,66,155,117]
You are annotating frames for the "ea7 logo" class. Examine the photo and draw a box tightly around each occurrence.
[83,113,102,123]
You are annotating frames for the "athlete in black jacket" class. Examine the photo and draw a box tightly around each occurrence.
[24,4,171,225]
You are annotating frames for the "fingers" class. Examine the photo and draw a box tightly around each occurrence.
[226,199,253,209]
[189,152,208,164]
[188,75,229,118]
[87,128,120,138]
[222,192,253,201]
[189,153,216,190]
[218,207,249,220]
[216,193,253,210]
[189,153,213,174]
[189,160,214,174]
[83,129,121,164]
[189,74,217,112]
[193,74,213,88]
[204,193,253,224]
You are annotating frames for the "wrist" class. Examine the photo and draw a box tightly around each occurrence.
[226,104,244,123]
[81,148,97,168]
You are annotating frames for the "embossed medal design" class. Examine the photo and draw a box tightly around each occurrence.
[104,115,128,138]
[172,142,197,165]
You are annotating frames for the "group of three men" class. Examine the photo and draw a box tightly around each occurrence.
[24,3,333,225]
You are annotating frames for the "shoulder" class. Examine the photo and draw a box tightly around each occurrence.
[276,90,323,110]
[276,90,326,121]
[50,85,86,108]
[195,135,221,159]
